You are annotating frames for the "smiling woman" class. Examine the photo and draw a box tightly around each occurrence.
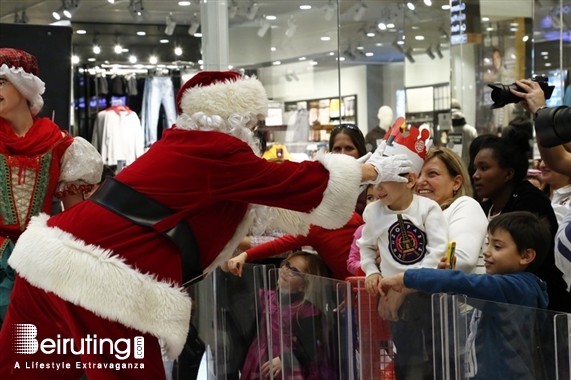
[471,130,571,312]
[416,147,487,274]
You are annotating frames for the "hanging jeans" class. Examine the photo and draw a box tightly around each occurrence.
[141,77,178,147]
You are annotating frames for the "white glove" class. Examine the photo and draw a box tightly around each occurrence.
[366,153,414,184]
[356,152,372,164]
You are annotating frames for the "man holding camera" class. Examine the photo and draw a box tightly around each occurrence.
[511,78,571,294]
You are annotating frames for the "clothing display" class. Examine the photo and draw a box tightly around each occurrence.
[286,109,310,143]
[246,212,364,280]
[358,194,448,277]
[91,105,144,166]
[140,76,178,147]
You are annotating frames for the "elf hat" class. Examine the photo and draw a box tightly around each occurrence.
[176,71,268,121]
[382,117,431,173]
[0,48,45,116]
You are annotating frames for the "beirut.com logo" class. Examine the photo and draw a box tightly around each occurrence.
[13,324,144,360]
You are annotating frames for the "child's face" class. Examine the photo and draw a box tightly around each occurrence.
[278,256,307,294]
[366,186,378,205]
[483,228,526,275]
[375,173,416,211]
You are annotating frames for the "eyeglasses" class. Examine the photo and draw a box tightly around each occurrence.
[333,123,359,131]
[280,260,304,278]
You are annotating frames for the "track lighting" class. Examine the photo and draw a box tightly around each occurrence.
[353,1,367,22]
[436,44,444,59]
[257,19,270,38]
[14,11,29,24]
[392,40,405,54]
[188,14,200,36]
[64,0,80,19]
[165,12,176,36]
[323,0,336,21]
[228,0,238,19]
[128,0,147,21]
[246,2,259,21]
[405,48,415,63]
[426,45,435,60]
[406,2,415,11]
[52,1,67,20]
[343,47,356,61]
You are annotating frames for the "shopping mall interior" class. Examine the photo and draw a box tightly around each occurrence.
[0,0,570,379]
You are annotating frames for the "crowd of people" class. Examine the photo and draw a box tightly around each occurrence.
[0,46,570,380]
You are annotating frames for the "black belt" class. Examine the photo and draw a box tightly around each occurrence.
[89,177,204,287]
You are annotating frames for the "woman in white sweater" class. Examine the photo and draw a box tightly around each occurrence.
[416,147,488,273]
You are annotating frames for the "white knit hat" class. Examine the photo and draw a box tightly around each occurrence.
[0,48,45,116]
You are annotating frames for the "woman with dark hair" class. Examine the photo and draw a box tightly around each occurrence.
[472,129,571,312]
[328,123,368,159]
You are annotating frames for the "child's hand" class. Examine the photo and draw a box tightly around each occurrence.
[227,252,248,277]
[365,273,382,295]
[380,272,406,297]
[261,356,282,379]
[437,255,450,270]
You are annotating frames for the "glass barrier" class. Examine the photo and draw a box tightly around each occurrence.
[432,293,571,380]
[176,265,571,380]
[259,268,354,380]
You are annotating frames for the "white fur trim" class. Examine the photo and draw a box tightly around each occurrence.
[179,75,268,121]
[0,63,45,116]
[8,214,191,360]
[266,152,362,235]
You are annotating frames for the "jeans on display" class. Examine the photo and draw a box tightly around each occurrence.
[141,76,178,147]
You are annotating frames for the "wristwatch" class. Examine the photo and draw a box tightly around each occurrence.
[534,105,548,120]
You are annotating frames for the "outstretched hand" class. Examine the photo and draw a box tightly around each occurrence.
[510,79,547,115]
[366,153,413,184]
[227,252,248,277]
[379,272,406,298]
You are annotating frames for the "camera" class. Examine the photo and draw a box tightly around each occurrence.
[535,106,571,148]
[488,75,554,109]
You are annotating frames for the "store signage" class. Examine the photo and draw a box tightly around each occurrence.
[450,0,481,45]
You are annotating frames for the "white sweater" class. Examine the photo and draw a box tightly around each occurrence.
[358,194,449,277]
[443,196,488,274]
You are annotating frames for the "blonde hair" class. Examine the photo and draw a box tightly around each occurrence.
[424,147,472,210]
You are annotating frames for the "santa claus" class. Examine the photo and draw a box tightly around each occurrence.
[0,71,412,379]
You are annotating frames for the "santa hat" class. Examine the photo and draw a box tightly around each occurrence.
[382,117,431,173]
[0,48,45,116]
[176,71,268,121]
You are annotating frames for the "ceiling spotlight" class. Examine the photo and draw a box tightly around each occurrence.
[378,22,387,30]
[108,0,115,3]
[257,19,270,38]
[246,2,259,21]
[52,2,66,20]
[64,0,80,19]
[392,40,405,54]
[14,12,20,23]
[188,14,200,36]
[114,44,123,54]
[174,46,183,56]
[228,0,238,19]
[353,1,367,22]
[149,56,158,64]
[129,55,137,64]
[285,16,297,38]
[424,0,432,5]
[426,45,435,59]
[406,2,415,10]
[323,0,336,21]
[93,45,101,54]
[165,12,176,35]
[405,48,415,63]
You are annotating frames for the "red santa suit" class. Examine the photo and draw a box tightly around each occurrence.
[0,72,363,379]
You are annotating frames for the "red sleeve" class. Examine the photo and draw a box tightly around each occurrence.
[208,143,330,213]
[246,233,311,261]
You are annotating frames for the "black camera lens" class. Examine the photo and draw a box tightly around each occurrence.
[536,106,571,148]
[488,76,554,109]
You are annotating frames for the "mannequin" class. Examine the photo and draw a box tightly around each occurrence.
[450,106,477,166]
[366,105,394,152]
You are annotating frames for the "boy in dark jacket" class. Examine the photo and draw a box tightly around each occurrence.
[380,211,550,380]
